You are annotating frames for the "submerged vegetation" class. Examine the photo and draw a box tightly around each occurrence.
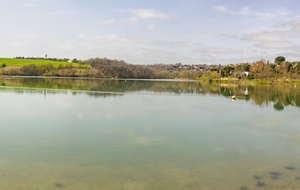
[1,56,300,84]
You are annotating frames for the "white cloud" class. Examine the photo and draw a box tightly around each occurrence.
[128,9,174,20]
[146,24,156,31]
[59,43,75,50]
[14,33,39,40]
[255,41,294,49]
[11,41,27,48]
[78,33,86,39]
[85,35,205,64]
[282,51,300,58]
[98,19,117,25]
[96,9,173,26]
[214,6,250,15]
[255,8,290,20]
[214,6,291,20]
[244,33,284,43]
[97,17,139,25]
[221,34,240,39]
[275,21,300,37]
[242,21,300,50]
[96,35,134,43]
[128,17,138,23]
[42,11,77,15]
[21,0,48,7]
[243,34,292,49]
[194,47,244,54]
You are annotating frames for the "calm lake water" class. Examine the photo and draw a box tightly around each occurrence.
[0,78,300,190]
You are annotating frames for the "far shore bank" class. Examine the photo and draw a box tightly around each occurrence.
[0,75,196,82]
[1,75,300,87]
[1,57,300,85]
[211,78,300,86]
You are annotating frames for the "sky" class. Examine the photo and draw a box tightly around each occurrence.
[1,0,300,65]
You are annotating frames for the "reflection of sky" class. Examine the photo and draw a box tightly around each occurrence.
[1,88,300,190]
[0,89,300,168]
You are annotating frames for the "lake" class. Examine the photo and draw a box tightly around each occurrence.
[0,78,300,190]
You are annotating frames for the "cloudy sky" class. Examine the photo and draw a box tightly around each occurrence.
[1,0,300,65]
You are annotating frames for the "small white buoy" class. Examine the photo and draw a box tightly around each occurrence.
[231,95,236,100]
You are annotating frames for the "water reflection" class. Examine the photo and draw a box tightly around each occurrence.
[1,77,300,110]
[0,77,299,189]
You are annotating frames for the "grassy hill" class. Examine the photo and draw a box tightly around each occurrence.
[0,58,84,68]
[0,57,93,77]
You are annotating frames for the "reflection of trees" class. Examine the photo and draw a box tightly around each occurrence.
[0,87,123,98]
[0,78,218,95]
[217,85,300,110]
[0,87,68,96]
[1,78,300,110]
[248,86,300,109]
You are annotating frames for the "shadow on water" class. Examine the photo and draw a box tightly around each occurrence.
[1,77,300,110]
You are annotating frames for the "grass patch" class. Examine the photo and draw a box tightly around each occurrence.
[0,58,89,68]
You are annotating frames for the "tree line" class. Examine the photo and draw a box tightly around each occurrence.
[219,56,300,80]
[1,56,300,80]
[82,58,154,78]
[15,56,78,62]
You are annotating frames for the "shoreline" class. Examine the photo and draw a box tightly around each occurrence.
[0,75,197,82]
[211,78,300,86]
[1,75,300,86]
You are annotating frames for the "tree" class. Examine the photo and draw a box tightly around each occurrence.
[250,61,272,79]
[20,64,42,76]
[221,65,234,77]
[275,56,285,64]
[179,70,191,79]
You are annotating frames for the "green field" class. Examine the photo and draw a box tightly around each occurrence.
[0,58,86,68]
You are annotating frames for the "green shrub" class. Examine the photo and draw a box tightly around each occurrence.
[275,56,285,64]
